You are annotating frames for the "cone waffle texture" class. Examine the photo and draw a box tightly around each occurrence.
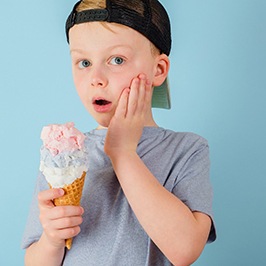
[49,171,86,249]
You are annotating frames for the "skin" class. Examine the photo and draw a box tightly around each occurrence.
[25,22,211,266]
[69,22,164,128]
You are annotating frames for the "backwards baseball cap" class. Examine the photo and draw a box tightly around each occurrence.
[66,0,172,109]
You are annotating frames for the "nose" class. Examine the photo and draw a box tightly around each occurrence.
[90,67,108,88]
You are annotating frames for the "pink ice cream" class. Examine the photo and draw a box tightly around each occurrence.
[41,122,86,156]
[39,122,88,188]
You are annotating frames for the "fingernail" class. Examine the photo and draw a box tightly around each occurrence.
[133,78,140,85]
[139,74,146,80]
[58,188,64,196]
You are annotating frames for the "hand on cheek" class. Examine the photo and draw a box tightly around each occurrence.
[104,74,152,158]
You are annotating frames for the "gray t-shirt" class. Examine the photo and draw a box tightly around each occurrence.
[22,127,216,265]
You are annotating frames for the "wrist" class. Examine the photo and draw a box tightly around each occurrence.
[38,233,65,256]
[108,150,141,177]
[25,234,65,266]
[105,146,137,160]
[108,149,138,162]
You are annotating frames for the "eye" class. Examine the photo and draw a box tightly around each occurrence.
[78,60,91,69]
[110,56,124,65]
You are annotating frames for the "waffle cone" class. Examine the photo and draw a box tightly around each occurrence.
[49,171,86,249]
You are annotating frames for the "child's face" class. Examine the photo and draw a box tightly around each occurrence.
[69,22,159,127]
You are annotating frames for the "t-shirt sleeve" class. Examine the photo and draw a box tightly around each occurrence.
[21,173,48,249]
[172,138,216,242]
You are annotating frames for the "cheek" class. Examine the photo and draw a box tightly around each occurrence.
[134,59,155,81]
[72,71,87,97]
[73,80,84,99]
[72,69,81,91]
[110,73,132,96]
[73,79,91,110]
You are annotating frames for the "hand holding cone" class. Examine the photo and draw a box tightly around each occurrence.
[50,171,86,249]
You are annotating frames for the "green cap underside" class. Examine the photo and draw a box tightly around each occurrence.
[152,78,171,109]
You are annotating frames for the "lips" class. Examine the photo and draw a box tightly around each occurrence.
[92,97,112,113]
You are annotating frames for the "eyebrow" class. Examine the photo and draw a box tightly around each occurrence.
[70,45,133,55]
[70,49,84,55]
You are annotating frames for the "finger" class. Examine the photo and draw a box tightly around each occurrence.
[43,224,81,245]
[57,225,81,240]
[38,188,64,208]
[115,88,130,118]
[46,206,84,220]
[51,215,83,231]
[135,74,147,115]
[143,78,153,113]
[127,77,140,117]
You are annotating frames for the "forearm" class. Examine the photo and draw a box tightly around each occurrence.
[25,233,65,266]
[110,152,210,265]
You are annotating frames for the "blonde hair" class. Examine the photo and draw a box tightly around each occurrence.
[75,0,160,56]
[76,0,106,11]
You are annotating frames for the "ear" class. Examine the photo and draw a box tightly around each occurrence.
[153,54,170,87]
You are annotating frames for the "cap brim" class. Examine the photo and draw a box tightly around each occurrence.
[152,78,171,109]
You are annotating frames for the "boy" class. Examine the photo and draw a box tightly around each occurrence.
[22,1,216,265]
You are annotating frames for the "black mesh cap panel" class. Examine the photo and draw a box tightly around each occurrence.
[66,0,171,55]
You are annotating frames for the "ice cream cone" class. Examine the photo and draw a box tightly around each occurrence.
[40,122,89,250]
[49,171,86,249]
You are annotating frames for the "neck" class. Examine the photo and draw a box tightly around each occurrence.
[96,118,158,130]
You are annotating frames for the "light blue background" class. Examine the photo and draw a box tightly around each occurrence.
[0,1,265,265]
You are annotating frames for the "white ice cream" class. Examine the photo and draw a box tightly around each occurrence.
[40,161,87,188]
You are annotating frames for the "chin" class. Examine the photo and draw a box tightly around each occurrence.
[95,117,111,128]
[87,109,112,128]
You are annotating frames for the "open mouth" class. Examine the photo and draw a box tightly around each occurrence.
[94,99,111,106]
[92,98,112,112]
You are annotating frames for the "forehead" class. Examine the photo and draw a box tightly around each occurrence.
[69,21,152,51]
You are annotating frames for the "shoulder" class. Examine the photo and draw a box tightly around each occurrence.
[162,129,209,163]
[139,127,209,163]
[164,129,208,144]
[145,127,209,150]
